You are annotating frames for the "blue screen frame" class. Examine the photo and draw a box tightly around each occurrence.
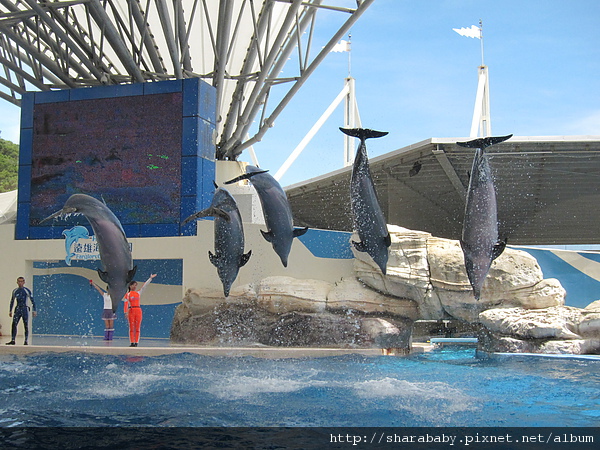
[16,78,216,240]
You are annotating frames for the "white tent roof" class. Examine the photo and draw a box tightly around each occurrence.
[0,0,374,161]
[0,190,17,225]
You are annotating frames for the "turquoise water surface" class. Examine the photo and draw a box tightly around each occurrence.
[0,347,598,427]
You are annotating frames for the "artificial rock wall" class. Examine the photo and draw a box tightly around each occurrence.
[171,226,600,355]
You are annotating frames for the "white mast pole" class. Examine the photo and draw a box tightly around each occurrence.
[343,34,362,166]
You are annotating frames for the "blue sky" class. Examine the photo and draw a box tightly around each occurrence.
[253,0,600,185]
[1,0,598,187]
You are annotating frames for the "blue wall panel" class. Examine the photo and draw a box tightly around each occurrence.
[520,248,600,309]
[32,259,183,339]
[183,77,216,123]
[19,93,34,128]
[298,229,354,259]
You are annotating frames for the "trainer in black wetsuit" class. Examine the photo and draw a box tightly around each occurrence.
[6,277,37,345]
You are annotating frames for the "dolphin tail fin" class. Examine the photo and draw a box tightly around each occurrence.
[293,226,309,238]
[339,127,389,141]
[182,207,230,225]
[224,170,269,185]
[456,134,513,151]
[127,266,137,283]
[240,250,252,267]
[492,238,508,261]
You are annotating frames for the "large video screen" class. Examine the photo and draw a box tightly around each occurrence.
[16,78,216,239]
[31,92,182,224]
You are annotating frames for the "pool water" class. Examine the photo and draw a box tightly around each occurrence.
[0,347,598,427]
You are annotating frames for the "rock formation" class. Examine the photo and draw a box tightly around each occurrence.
[353,226,566,322]
[478,304,600,354]
[172,225,599,355]
[171,275,415,352]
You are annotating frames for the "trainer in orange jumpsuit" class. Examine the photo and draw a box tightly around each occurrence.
[124,274,156,347]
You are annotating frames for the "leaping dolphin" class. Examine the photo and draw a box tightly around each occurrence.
[41,193,137,312]
[340,127,390,275]
[224,165,308,267]
[457,134,512,299]
[183,185,250,297]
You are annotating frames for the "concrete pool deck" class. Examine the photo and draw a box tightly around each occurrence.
[0,334,434,358]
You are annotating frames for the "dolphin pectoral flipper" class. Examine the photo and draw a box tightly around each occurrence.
[384,233,391,247]
[459,239,470,254]
[98,268,109,284]
[208,250,219,267]
[339,128,389,140]
[240,250,252,267]
[260,229,274,243]
[352,240,368,253]
[456,134,513,150]
[127,266,137,283]
[224,170,269,185]
[492,238,507,261]
[293,227,309,238]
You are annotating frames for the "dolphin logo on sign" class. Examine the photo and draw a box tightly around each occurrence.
[62,225,92,265]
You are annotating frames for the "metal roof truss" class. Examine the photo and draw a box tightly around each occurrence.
[0,0,374,160]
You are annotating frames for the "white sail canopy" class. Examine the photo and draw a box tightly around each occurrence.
[0,0,374,160]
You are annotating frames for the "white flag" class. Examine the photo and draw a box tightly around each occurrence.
[331,40,350,52]
[453,25,481,39]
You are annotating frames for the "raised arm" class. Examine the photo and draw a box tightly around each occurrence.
[138,274,157,294]
[90,280,105,296]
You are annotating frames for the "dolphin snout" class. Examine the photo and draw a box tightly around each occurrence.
[40,206,78,224]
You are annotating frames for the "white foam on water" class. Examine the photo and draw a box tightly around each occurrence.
[78,364,174,399]
[0,360,43,375]
[1,384,42,395]
[208,374,315,400]
[352,377,479,422]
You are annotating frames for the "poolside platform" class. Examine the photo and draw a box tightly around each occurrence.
[429,337,479,347]
[0,334,434,358]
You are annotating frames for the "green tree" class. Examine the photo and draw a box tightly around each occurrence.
[0,137,19,193]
